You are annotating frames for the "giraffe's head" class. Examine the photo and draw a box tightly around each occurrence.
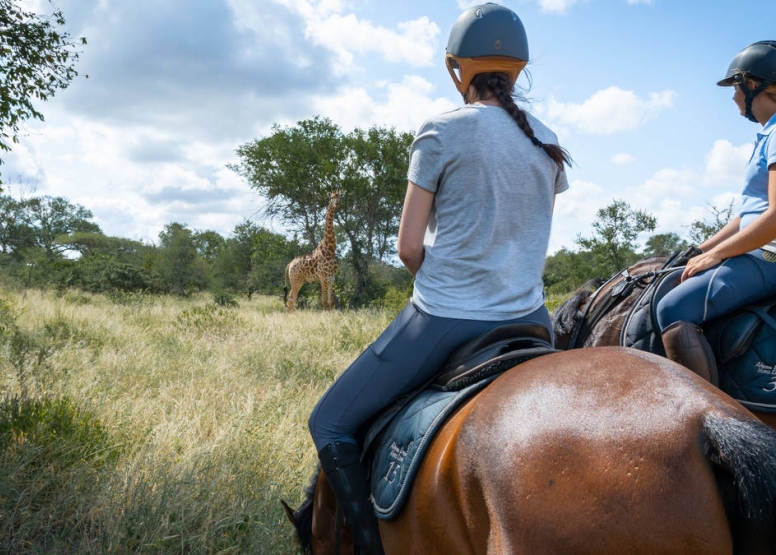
[329,190,340,211]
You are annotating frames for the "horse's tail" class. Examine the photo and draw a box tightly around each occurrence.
[703,413,776,552]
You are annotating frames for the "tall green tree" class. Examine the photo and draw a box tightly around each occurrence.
[154,223,208,296]
[192,229,225,264]
[0,194,36,256]
[211,220,260,295]
[0,193,99,288]
[232,117,413,307]
[576,199,657,275]
[338,126,413,306]
[25,195,101,258]
[231,116,344,246]
[0,0,86,175]
[249,228,302,295]
[58,232,159,293]
[209,221,301,297]
[542,247,599,294]
[643,232,688,258]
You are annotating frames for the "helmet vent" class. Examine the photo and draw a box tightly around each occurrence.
[475,8,483,18]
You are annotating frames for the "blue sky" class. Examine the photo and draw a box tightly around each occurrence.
[5,0,776,254]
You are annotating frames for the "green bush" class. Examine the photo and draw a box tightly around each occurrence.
[0,395,123,552]
[213,290,239,308]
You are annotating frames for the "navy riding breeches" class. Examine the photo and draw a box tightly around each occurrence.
[308,302,552,451]
[655,249,776,332]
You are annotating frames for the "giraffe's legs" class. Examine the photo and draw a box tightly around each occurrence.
[324,275,336,310]
[286,273,303,312]
[320,277,330,310]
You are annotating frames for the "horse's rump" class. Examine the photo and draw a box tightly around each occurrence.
[379,347,776,555]
[286,347,776,554]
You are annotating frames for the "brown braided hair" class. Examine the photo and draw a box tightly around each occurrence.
[470,72,572,171]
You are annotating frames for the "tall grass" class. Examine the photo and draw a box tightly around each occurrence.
[0,288,569,554]
[0,289,392,554]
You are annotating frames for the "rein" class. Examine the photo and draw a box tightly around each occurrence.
[568,266,676,349]
[334,504,343,555]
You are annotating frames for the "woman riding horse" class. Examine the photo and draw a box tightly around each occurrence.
[656,41,776,385]
[306,4,571,553]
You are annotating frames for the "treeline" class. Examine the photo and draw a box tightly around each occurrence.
[0,188,732,307]
[0,190,412,308]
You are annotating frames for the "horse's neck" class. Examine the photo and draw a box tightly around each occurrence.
[314,472,353,554]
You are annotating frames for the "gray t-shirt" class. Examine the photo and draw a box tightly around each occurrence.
[407,104,568,320]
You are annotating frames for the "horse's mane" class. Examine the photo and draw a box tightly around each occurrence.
[551,277,605,335]
[288,464,320,554]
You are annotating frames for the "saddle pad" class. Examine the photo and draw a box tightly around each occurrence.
[369,377,495,520]
[706,302,776,413]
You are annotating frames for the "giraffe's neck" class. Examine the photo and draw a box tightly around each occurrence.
[319,201,336,256]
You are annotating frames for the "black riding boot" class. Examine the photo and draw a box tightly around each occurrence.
[318,441,385,555]
[661,320,719,386]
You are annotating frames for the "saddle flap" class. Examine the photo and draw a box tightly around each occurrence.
[621,268,682,355]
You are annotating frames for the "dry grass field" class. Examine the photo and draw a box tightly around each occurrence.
[0,288,393,554]
[0,287,569,554]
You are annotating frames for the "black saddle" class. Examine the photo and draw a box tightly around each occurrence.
[433,322,556,390]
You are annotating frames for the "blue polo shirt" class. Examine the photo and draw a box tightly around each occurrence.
[739,112,776,242]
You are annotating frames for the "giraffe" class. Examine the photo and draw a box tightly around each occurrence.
[284,191,340,311]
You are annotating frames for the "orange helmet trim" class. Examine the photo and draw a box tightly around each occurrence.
[445,54,528,95]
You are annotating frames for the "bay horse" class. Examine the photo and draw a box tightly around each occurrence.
[284,347,776,554]
[551,256,776,430]
[552,256,667,351]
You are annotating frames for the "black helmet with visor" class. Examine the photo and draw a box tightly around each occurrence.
[717,41,776,122]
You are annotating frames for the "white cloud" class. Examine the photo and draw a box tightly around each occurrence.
[550,179,608,250]
[275,0,440,73]
[457,0,580,14]
[611,153,635,165]
[545,87,675,135]
[639,167,697,198]
[6,114,261,243]
[702,139,750,187]
[312,75,457,133]
[536,0,581,14]
[549,135,752,253]
[603,138,749,244]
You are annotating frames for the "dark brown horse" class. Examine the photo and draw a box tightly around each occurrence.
[551,256,776,430]
[552,256,668,350]
[284,347,776,554]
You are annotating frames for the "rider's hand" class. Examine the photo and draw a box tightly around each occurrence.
[681,251,722,281]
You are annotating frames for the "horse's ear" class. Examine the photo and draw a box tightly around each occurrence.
[280,499,297,526]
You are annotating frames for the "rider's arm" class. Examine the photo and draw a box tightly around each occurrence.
[397,182,434,277]
[683,165,776,280]
[699,217,741,252]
